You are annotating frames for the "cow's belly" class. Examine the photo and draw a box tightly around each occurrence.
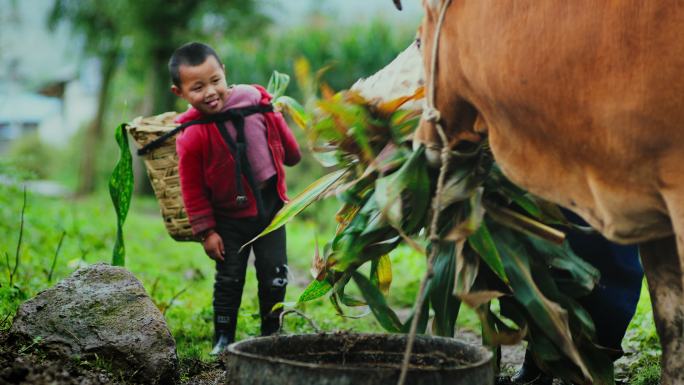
[418,0,684,245]
[488,126,673,245]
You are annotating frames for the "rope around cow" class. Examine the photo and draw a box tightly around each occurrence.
[397,1,455,385]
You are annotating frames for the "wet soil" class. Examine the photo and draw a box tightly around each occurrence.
[178,358,227,385]
[0,332,228,385]
[0,332,117,385]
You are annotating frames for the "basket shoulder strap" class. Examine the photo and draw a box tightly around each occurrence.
[137,117,214,156]
[135,104,273,156]
[213,103,274,218]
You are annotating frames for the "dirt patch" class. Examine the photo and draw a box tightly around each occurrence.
[0,332,118,385]
[0,331,229,385]
[178,358,228,385]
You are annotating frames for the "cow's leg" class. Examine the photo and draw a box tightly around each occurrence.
[640,235,684,385]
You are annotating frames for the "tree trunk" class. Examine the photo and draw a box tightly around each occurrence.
[133,48,177,195]
[77,46,119,195]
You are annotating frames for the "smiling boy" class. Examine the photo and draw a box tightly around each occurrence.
[169,42,301,355]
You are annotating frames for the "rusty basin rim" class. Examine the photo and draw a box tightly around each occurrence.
[225,332,493,373]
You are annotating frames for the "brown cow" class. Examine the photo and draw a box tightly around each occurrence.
[403,0,684,384]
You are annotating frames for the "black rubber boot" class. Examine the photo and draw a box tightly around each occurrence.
[511,351,553,385]
[210,311,237,356]
[259,295,283,336]
[258,268,287,337]
[260,308,282,336]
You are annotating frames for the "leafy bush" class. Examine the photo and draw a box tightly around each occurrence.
[212,18,416,102]
[6,133,55,180]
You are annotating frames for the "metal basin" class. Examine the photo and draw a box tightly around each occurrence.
[224,333,493,385]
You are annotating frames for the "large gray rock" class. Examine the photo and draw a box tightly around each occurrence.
[10,263,178,384]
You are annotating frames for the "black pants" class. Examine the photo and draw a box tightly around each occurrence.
[213,178,288,336]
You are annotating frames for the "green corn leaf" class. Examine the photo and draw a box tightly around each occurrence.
[487,166,570,227]
[428,242,461,337]
[505,232,611,384]
[478,303,526,347]
[331,270,367,307]
[504,188,543,219]
[352,271,402,332]
[527,196,568,224]
[348,124,374,162]
[311,150,339,168]
[562,297,597,338]
[454,243,480,297]
[330,195,396,272]
[312,115,345,143]
[374,146,429,233]
[445,187,485,242]
[108,124,133,267]
[440,164,479,208]
[242,169,346,251]
[340,293,367,307]
[400,147,430,233]
[332,271,367,307]
[526,235,599,298]
[527,324,605,385]
[467,221,508,283]
[491,226,592,381]
[333,232,400,274]
[267,71,291,101]
[278,95,311,130]
[298,278,333,303]
[522,244,598,339]
[389,109,421,140]
[329,291,345,316]
[374,177,402,228]
[573,345,616,385]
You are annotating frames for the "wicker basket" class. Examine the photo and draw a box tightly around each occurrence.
[126,112,195,242]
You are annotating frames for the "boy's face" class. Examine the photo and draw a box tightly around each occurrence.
[171,55,230,115]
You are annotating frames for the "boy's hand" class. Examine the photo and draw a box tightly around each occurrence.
[202,231,225,261]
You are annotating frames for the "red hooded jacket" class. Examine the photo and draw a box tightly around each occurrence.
[175,85,301,236]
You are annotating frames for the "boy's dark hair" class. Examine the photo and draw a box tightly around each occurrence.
[168,42,223,87]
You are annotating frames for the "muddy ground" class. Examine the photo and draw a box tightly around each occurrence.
[0,332,116,385]
[0,332,229,385]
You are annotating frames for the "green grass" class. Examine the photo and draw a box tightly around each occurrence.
[628,355,661,385]
[620,281,661,384]
[0,185,391,360]
[0,183,661,377]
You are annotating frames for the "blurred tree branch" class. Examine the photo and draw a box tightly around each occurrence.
[49,0,125,195]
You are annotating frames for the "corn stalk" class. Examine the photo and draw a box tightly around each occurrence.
[259,69,616,385]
